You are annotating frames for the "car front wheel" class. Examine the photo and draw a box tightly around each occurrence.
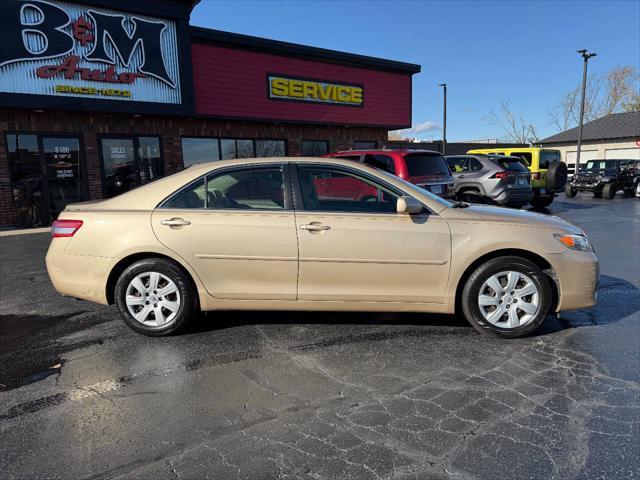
[603,183,617,199]
[461,256,552,338]
[114,258,198,336]
[564,184,577,198]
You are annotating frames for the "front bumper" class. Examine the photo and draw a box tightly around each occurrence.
[547,249,599,312]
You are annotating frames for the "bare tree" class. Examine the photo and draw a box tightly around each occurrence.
[549,66,639,131]
[485,102,539,144]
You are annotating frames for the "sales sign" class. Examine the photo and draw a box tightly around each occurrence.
[268,75,364,107]
[0,0,181,104]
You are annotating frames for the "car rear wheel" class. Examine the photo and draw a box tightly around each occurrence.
[530,192,554,209]
[603,183,617,199]
[564,184,577,198]
[115,258,198,336]
[461,256,552,338]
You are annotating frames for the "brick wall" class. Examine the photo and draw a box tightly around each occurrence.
[0,108,387,227]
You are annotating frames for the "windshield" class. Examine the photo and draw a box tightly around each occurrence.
[585,160,615,171]
[490,156,528,172]
[404,153,451,176]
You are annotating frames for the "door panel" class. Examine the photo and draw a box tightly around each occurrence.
[152,210,298,300]
[296,212,450,302]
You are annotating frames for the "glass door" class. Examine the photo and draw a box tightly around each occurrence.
[42,137,85,220]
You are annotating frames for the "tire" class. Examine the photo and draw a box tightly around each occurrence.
[564,184,577,198]
[114,258,198,336]
[593,189,602,198]
[530,192,554,209]
[461,256,552,338]
[603,183,616,199]
[546,161,568,190]
[458,190,485,204]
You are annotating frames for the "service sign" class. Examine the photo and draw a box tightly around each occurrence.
[268,74,364,107]
[0,0,181,104]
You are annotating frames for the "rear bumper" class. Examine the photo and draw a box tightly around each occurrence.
[547,250,599,312]
[45,239,112,305]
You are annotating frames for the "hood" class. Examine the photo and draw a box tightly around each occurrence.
[444,204,583,234]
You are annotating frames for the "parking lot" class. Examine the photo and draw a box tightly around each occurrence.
[0,195,638,480]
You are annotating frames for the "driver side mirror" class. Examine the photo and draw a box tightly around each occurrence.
[397,196,423,215]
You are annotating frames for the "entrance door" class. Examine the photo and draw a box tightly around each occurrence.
[42,137,85,220]
[6,133,86,226]
[293,164,451,303]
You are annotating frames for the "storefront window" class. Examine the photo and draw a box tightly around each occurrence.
[354,141,377,149]
[100,136,164,198]
[301,140,329,156]
[221,139,237,160]
[182,138,220,167]
[237,139,255,158]
[102,138,138,198]
[138,137,164,181]
[255,140,286,157]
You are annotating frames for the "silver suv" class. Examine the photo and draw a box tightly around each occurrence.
[446,154,533,208]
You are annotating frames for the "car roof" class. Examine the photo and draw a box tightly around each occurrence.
[331,149,443,156]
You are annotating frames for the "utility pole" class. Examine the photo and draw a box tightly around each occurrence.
[438,83,447,155]
[576,49,596,173]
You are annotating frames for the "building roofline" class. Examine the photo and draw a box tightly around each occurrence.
[190,26,422,74]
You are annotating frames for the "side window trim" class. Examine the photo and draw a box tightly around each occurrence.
[157,163,293,210]
[290,163,427,215]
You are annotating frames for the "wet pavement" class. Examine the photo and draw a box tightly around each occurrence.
[0,195,638,480]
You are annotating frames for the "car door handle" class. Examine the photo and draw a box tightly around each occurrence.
[160,218,191,227]
[458,175,467,178]
[300,223,331,231]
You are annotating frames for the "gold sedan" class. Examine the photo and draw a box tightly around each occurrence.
[46,158,598,338]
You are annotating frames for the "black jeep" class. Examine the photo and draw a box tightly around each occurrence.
[565,159,640,199]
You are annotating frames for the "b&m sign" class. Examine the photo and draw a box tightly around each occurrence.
[0,0,181,104]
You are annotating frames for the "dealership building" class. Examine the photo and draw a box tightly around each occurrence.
[0,0,420,227]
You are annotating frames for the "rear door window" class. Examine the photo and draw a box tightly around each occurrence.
[492,157,528,172]
[447,157,469,172]
[469,159,483,171]
[363,154,395,174]
[404,153,450,176]
[510,152,532,167]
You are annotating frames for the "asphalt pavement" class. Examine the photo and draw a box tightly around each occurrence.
[0,194,638,480]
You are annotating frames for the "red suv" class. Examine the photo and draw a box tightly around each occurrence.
[325,149,455,198]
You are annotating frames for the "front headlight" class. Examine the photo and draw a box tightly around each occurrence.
[554,234,592,251]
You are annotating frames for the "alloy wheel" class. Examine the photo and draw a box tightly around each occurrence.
[477,271,540,328]
[125,272,181,327]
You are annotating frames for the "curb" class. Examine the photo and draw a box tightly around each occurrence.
[0,227,51,237]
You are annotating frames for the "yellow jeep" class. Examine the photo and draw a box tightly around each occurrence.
[467,147,568,208]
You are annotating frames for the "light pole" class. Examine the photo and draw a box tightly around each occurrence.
[438,83,447,155]
[575,49,596,173]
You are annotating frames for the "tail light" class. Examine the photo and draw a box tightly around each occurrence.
[51,219,83,238]
[491,171,510,179]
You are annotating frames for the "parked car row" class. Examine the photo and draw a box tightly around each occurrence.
[326,147,569,209]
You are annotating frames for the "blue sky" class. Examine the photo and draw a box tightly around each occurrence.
[191,0,640,141]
